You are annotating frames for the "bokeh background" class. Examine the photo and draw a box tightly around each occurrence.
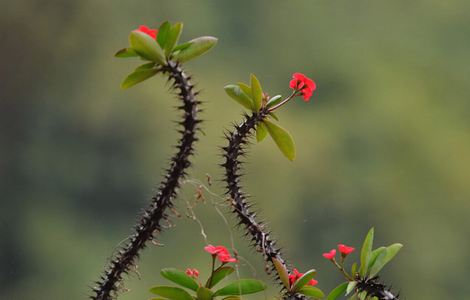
[1,1,470,299]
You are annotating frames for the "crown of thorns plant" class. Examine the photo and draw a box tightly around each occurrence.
[90,21,402,300]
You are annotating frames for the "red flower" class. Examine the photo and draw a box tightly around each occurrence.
[185,268,199,278]
[322,249,336,260]
[289,72,316,101]
[204,244,238,263]
[135,25,158,39]
[288,268,318,287]
[338,244,355,255]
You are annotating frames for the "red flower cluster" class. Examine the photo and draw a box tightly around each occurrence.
[323,243,355,260]
[338,244,355,255]
[288,268,318,287]
[289,72,316,101]
[204,245,238,263]
[136,25,158,39]
[185,268,199,278]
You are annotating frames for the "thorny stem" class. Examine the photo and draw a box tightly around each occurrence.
[91,61,201,300]
[221,109,309,300]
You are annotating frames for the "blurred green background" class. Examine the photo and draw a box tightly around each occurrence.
[1,1,469,299]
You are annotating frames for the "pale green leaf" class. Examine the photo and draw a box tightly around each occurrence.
[298,286,324,299]
[224,84,253,110]
[292,269,317,291]
[129,31,165,64]
[326,282,348,300]
[250,74,263,111]
[272,257,290,290]
[165,22,183,56]
[174,36,217,63]
[214,279,266,296]
[149,286,193,300]
[264,120,296,161]
[115,47,138,58]
[160,268,199,291]
[205,266,235,288]
[121,68,158,89]
[359,228,374,276]
[256,122,268,142]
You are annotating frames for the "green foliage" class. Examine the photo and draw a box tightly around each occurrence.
[256,122,268,142]
[272,257,290,290]
[205,266,235,288]
[224,84,253,110]
[264,120,296,161]
[174,36,218,63]
[250,74,263,112]
[120,68,158,89]
[292,269,317,292]
[298,286,325,299]
[213,279,266,296]
[161,268,199,291]
[150,286,194,300]
[128,30,166,63]
[359,228,374,277]
[326,282,348,300]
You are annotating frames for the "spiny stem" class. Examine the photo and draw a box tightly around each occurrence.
[91,61,201,300]
[221,109,308,300]
[355,275,400,300]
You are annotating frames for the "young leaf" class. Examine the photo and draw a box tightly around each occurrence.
[157,21,171,48]
[115,47,138,58]
[351,262,358,276]
[250,74,263,111]
[346,281,357,295]
[326,282,348,300]
[164,22,183,56]
[205,266,235,288]
[149,286,193,300]
[237,82,252,99]
[359,228,374,276]
[129,31,165,64]
[174,36,217,63]
[298,286,324,299]
[292,269,317,291]
[264,120,296,161]
[266,95,283,108]
[224,84,253,110]
[369,243,403,277]
[268,112,279,121]
[272,257,290,290]
[121,68,158,89]
[160,268,199,291]
[135,62,156,71]
[197,287,214,300]
[214,279,266,296]
[172,41,192,52]
[256,122,268,142]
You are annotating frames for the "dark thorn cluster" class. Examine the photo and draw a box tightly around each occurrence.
[91,61,201,300]
[356,276,400,300]
[221,110,308,300]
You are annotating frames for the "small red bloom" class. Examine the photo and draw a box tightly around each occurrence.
[186,268,199,278]
[289,72,316,101]
[308,279,318,286]
[204,245,238,263]
[322,249,336,260]
[338,244,355,255]
[288,268,318,287]
[135,25,158,39]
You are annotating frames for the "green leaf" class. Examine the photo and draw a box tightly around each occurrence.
[269,112,279,121]
[346,281,357,296]
[326,282,348,300]
[298,286,324,299]
[197,287,214,300]
[165,22,183,56]
[256,122,268,142]
[367,247,386,275]
[369,243,403,277]
[266,95,283,108]
[250,74,263,111]
[149,286,193,300]
[221,297,241,300]
[264,120,296,161]
[205,266,235,288]
[129,31,165,64]
[351,262,357,276]
[292,269,317,292]
[157,21,171,48]
[237,82,252,99]
[224,84,253,110]
[160,268,199,291]
[115,47,138,58]
[135,62,156,71]
[359,228,374,276]
[272,257,290,290]
[121,68,158,89]
[173,41,192,52]
[214,279,266,296]
[174,36,217,63]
